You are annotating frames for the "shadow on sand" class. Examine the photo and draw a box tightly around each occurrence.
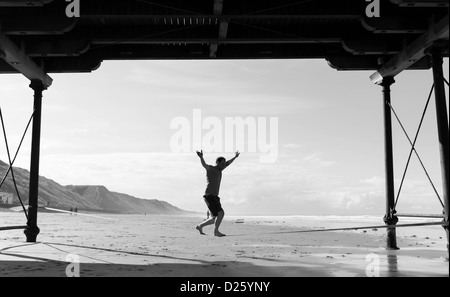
[1,242,447,277]
[0,241,330,277]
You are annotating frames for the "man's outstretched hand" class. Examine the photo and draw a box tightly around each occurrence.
[196,150,203,158]
[235,151,240,158]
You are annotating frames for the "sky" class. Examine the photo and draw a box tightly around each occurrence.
[0,58,449,215]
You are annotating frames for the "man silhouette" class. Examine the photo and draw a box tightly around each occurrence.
[195,150,239,237]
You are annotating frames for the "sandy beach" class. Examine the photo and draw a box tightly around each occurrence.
[0,211,448,277]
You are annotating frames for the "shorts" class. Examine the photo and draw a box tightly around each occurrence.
[203,195,223,217]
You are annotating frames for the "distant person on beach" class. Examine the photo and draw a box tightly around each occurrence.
[70,207,73,215]
[195,150,240,237]
[74,207,78,216]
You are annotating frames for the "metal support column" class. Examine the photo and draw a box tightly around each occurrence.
[430,47,450,256]
[381,76,399,250]
[24,80,46,242]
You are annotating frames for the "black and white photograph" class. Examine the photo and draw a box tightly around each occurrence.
[0,0,449,284]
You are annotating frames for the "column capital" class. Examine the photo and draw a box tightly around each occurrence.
[427,41,447,56]
[29,80,47,92]
[380,76,395,88]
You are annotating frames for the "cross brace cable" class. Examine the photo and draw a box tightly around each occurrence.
[387,85,444,209]
[0,108,30,220]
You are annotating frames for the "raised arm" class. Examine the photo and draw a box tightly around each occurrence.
[225,151,240,168]
[196,150,209,169]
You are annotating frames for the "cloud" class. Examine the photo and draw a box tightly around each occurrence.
[283,143,302,149]
[11,147,443,215]
[30,150,392,215]
[37,152,207,210]
[303,153,336,168]
[123,61,327,117]
[360,176,384,187]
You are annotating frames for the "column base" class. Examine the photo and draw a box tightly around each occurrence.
[24,225,40,243]
[384,215,399,250]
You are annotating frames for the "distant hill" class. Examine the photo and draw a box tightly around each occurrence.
[0,159,188,214]
[65,185,186,214]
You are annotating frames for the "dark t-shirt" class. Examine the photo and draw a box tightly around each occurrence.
[205,165,223,196]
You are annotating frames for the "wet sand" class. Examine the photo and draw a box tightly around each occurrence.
[0,212,448,277]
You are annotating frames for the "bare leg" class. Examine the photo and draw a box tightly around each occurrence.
[214,210,225,237]
[196,217,215,235]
